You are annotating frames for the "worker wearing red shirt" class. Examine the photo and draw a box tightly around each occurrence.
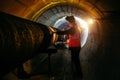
[57,16,83,79]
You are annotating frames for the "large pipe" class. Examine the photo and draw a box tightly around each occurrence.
[0,11,58,77]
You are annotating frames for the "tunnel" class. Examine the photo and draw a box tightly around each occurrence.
[0,0,120,80]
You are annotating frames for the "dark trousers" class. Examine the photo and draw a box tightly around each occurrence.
[16,64,30,79]
[69,47,83,78]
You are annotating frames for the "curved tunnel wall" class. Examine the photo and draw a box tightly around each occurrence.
[0,0,120,80]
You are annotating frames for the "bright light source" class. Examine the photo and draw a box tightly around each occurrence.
[87,18,94,24]
[75,17,88,30]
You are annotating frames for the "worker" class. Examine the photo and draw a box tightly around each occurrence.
[57,16,83,79]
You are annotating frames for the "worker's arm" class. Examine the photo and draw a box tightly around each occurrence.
[57,27,75,35]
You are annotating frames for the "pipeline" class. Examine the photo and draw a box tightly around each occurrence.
[0,11,58,77]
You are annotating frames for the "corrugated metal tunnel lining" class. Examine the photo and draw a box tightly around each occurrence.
[36,4,91,26]
[0,0,120,80]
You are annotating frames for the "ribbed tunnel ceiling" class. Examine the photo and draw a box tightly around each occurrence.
[36,4,91,26]
[0,0,119,20]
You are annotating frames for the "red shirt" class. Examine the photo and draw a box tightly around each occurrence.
[68,28,81,47]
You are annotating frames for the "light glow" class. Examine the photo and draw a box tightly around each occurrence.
[75,17,88,30]
[54,16,89,47]
[74,17,88,47]
[86,18,94,25]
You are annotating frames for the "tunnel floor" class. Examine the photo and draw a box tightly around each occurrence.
[4,48,89,80]
[28,49,82,80]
